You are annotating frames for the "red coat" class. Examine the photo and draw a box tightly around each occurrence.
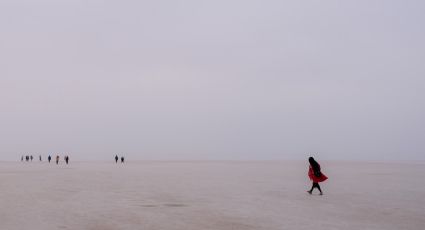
[308,165,328,183]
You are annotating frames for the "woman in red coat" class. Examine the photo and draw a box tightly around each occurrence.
[307,157,328,195]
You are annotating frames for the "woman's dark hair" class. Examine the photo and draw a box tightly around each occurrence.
[309,157,321,173]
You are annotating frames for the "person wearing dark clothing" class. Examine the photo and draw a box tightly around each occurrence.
[65,156,69,164]
[21,156,24,162]
[121,156,124,163]
[115,155,119,163]
[307,157,328,195]
[39,155,42,161]
[56,155,59,165]
[26,156,29,161]
[30,155,33,161]
[48,155,52,163]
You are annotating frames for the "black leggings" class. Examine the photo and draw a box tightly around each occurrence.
[310,182,322,193]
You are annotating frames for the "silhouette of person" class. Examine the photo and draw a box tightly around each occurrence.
[21,156,23,162]
[39,155,42,161]
[307,157,328,195]
[26,156,29,161]
[115,155,119,163]
[48,155,52,163]
[121,156,124,163]
[30,155,33,161]
[65,156,69,164]
[56,155,59,165]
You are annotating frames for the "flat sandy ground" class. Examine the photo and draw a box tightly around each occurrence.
[0,161,424,230]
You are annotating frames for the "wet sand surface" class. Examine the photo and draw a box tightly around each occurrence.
[0,161,424,230]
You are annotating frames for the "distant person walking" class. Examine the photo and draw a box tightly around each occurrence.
[48,155,52,163]
[56,155,60,165]
[65,156,69,164]
[30,155,33,161]
[26,156,29,161]
[121,156,124,163]
[115,155,119,163]
[39,155,42,161]
[307,157,328,195]
[21,156,24,162]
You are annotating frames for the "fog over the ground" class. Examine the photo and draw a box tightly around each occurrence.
[1,0,424,161]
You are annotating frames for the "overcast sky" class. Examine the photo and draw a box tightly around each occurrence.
[1,0,424,161]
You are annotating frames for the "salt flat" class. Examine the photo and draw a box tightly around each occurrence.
[0,161,424,230]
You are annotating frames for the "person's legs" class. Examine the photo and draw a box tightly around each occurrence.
[308,183,322,194]
[308,183,315,194]
[316,183,323,195]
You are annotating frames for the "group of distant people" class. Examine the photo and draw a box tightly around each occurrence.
[21,154,125,164]
[21,155,70,164]
[115,155,125,163]
[22,155,35,162]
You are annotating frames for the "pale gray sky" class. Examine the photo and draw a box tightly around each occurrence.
[1,0,424,161]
